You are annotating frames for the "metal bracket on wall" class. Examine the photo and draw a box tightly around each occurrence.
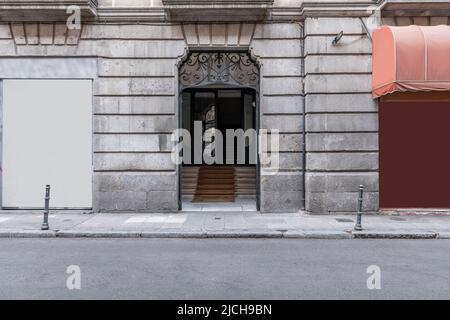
[332,30,344,46]
[359,17,373,41]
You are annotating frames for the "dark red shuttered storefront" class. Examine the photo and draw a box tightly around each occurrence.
[379,95,450,208]
[373,25,450,209]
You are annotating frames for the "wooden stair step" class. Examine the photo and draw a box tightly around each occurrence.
[200,173,234,175]
[194,166,235,202]
[195,190,235,195]
[197,185,234,190]
[192,196,235,202]
[182,166,257,203]
[198,179,234,183]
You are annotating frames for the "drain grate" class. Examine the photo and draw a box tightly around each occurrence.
[336,218,354,223]
[390,217,406,221]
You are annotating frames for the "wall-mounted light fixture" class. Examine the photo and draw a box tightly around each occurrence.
[332,31,344,46]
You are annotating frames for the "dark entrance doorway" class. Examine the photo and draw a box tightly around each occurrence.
[181,88,256,166]
[178,51,260,210]
[180,88,257,205]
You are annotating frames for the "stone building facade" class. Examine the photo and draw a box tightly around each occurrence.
[0,0,448,214]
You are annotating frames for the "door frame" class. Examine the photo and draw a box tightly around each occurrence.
[178,87,260,210]
[177,50,261,211]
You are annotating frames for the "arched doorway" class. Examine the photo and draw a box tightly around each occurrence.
[178,51,260,211]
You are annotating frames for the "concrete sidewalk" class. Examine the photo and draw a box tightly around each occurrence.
[1,211,450,239]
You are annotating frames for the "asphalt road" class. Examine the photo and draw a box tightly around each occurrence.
[0,239,449,299]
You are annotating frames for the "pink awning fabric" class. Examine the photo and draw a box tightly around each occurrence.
[372,25,450,98]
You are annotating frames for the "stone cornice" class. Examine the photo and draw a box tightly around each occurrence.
[0,0,97,5]
[0,0,98,22]
[298,1,380,18]
[270,2,378,21]
[162,0,273,5]
[96,7,166,22]
[381,0,450,16]
[2,0,450,23]
[95,2,379,23]
[162,0,274,22]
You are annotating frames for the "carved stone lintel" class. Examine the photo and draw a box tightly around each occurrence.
[182,23,255,48]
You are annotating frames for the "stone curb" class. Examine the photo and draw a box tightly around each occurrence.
[352,231,438,239]
[284,231,353,239]
[0,230,57,238]
[141,231,207,238]
[205,230,283,238]
[0,229,446,239]
[56,231,141,238]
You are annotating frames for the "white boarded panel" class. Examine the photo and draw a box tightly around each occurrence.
[3,80,92,208]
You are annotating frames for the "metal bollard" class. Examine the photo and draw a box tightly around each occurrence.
[354,185,364,231]
[41,185,50,231]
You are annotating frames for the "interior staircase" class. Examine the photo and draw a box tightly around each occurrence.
[182,166,256,202]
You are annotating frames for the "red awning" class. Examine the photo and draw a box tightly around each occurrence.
[372,25,450,98]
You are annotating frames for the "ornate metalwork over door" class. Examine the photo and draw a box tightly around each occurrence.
[179,51,260,91]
